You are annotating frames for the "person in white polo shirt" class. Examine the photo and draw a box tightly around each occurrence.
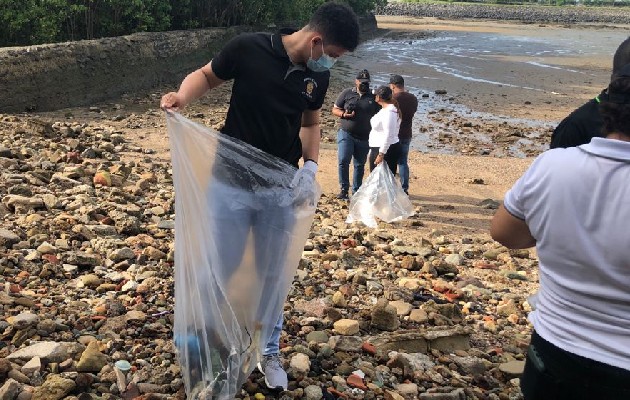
[368,85,401,173]
[491,64,630,400]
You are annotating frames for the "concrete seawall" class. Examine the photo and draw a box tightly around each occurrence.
[0,14,378,113]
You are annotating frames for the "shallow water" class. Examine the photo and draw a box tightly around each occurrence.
[332,25,628,155]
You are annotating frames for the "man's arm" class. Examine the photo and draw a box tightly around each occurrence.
[160,62,225,109]
[490,204,536,249]
[300,109,321,163]
[332,105,345,118]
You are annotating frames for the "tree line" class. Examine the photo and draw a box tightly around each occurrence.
[0,0,386,47]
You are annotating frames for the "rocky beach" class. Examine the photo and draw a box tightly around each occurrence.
[1,5,629,400]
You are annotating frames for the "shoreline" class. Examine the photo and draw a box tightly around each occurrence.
[377,2,630,26]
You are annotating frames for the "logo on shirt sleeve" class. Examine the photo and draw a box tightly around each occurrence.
[303,77,318,101]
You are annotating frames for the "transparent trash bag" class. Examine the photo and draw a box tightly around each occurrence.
[166,112,321,399]
[346,163,414,228]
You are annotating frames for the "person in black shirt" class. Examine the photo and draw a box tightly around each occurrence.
[551,37,630,149]
[389,74,418,195]
[332,69,381,199]
[161,2,360,392]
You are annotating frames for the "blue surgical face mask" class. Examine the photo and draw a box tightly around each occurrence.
[307,41,336,72]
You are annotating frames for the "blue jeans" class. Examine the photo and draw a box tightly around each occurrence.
[337,129,369,193]
[397,139,411,191]
[263,314,283,355]
[209,183,295,357]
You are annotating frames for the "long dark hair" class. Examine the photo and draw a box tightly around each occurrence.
[600,64,630,137]
[374,85,402,121]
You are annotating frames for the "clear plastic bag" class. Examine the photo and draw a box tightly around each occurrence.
[166,112,320,399]
[346,163,414,228]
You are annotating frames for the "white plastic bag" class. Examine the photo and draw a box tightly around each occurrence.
[166,112,320,399]
[346,163,414,228]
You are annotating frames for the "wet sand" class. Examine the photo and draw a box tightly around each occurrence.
[370,16,628,122]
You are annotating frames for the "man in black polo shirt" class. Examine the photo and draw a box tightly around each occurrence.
[161,2,359,392]
[332,69,381,200]
[550,37,630,148]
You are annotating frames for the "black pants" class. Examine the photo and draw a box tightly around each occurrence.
[369,142,402,174]
[521,330,630,400]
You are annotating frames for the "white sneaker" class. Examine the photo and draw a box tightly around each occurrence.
[257,354,288,390]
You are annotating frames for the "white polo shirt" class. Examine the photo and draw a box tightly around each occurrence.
[369,104,400,154]
[504,137,630,371]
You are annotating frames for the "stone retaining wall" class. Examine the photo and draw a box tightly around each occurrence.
[0,28,241,113]
[0,14,378,113]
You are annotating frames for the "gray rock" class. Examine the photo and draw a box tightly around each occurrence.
[419,388,466,399]
[371,298,400,331]
[7,313,40,330]
[305,331,329,344]
[0,378,20,400]
[328,336,363,352]
[137,382,164,393]
[371,332,428,354]
[65,251,100,267]
[396,382,419,397]
[289,353,310,374]
[0,146,13,158]
[392,245,433,258]
[304,385,323,400]
[499,360,526,377]
[80,274,102,288]
[0,358,11,374]
[452,355,487,375]
[2,195,45,213]
[7,369,30,384]
[444,253,464,266]
[367,281,384,292]
[0,228,21,248]
[409,309,429,323]
[389,300,413,316]
[76,341,108,372]
[21,356,42,375]
[31,374,76,400]
[8,342,69,363]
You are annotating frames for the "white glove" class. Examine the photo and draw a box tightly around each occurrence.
[291,160,318,207]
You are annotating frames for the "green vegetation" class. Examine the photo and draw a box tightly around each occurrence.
[0,0,386,47]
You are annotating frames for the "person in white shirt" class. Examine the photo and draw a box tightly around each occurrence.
[490,64,630,400]
[368,85,402,173]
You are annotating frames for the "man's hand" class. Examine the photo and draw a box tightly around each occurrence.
[161,92,185,111]
[291,160,318,207]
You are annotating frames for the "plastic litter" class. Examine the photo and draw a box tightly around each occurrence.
[166,112,321,399]
[346,163,414,228]
[114,360,131,372]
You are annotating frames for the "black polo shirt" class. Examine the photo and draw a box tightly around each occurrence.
[335,88,380,141]
[211,29,330,165]
[550,90,606,149]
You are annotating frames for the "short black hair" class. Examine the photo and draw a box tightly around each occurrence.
[374,85,393,101]
[389,74,405,86]
[600,66,630,137]
[612,36,630,77]
[306,2,359,52]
